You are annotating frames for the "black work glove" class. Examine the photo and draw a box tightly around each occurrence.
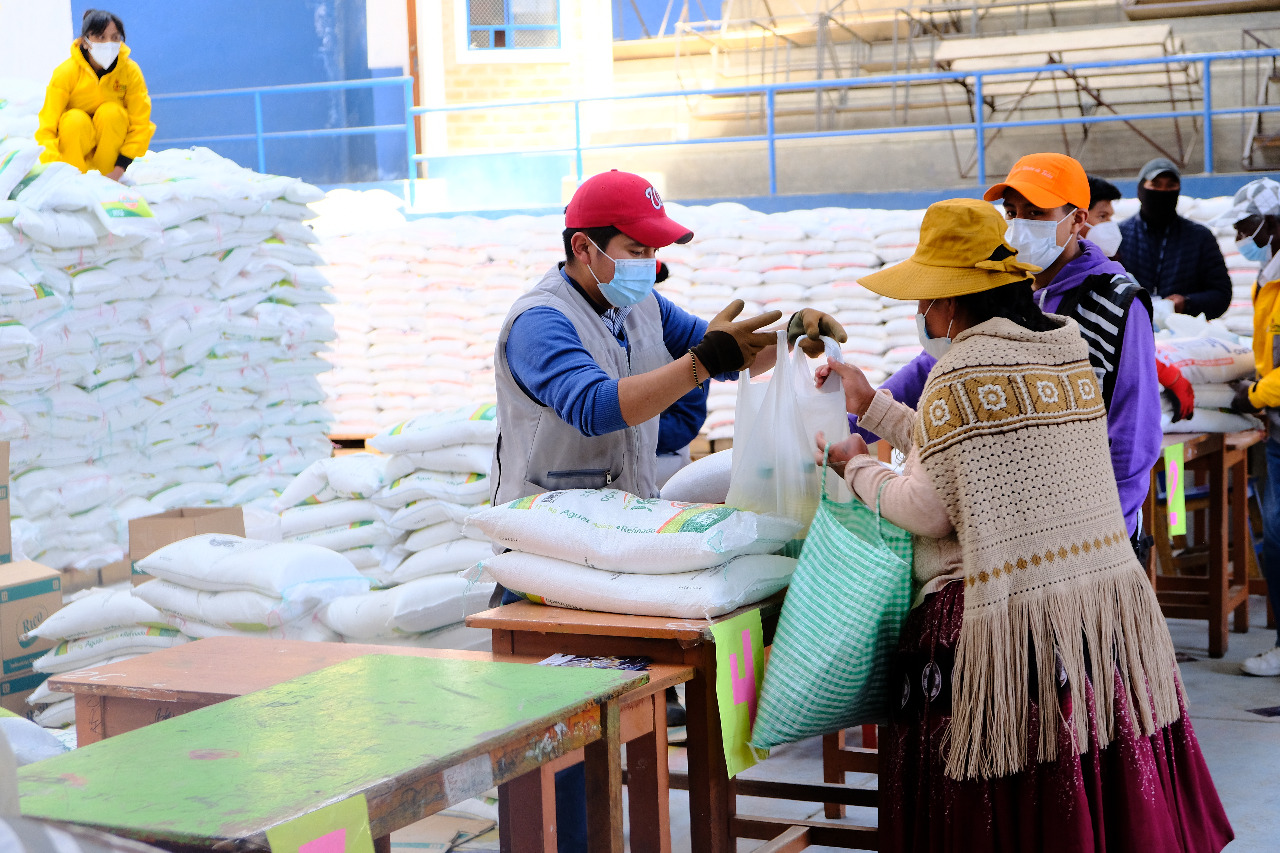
[691,300,782,375]
[1230,380,1260,415]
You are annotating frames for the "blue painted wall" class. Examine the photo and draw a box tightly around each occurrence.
[70,0,383,183]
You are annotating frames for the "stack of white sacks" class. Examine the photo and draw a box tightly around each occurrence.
[130,534,369,642]
[311,192,916,437]
[25,587,176,727]
[0,83,337,574]
[267,405,498,648]
[312,191,1269,442]
[464,489,800,619]
[1155,321,1261,434]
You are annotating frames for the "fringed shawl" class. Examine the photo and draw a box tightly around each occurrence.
[914,315,1180,781]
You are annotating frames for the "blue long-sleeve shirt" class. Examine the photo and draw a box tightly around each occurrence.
[505,281,713,440]
[852,241,1162,537]
[658,384,709,454]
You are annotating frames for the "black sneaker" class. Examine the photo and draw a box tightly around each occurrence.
[665,687,686,727]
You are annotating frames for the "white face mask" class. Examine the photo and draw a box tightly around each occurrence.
[1086,220,1122,257]
[1005,209,1076,272]
[86,40,121,69]
[915,300,953,360]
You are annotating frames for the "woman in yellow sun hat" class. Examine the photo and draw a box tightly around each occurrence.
[814,198,1231,852]
[35,9,154,181]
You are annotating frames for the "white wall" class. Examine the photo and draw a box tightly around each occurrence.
[367,0,409,70]
[0,0,72,83]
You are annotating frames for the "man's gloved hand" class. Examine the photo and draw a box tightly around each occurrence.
[788,309,848,357]
[1230,379,1260,415]
[1163,374,1195,422]
[691,300,783,376]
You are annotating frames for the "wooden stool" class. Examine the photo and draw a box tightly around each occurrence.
[822,726,879,819]
[470,600,879,852]
[1144,431,1260,657]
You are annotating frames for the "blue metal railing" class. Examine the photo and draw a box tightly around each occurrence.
[150,76,417,177]
[412,48,1280,196]
[145,49,1280,203]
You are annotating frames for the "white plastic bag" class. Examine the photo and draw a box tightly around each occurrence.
[724,331,822,534]
[792,336,853,502]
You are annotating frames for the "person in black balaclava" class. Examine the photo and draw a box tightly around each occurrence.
[1118,157,1232,319]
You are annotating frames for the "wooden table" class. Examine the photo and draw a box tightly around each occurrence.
[469,599,878,852]
[24,654,641,853]
[49,636,693,853]
[1143,430,1262,657]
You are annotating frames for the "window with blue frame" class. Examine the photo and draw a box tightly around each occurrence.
[468,0,560,49]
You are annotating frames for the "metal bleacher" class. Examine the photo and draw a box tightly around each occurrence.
[1244,27,1280,170]
[930,22,1200,176]
[616,0,1206,178]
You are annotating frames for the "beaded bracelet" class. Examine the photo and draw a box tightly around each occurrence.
[689,349,700,387]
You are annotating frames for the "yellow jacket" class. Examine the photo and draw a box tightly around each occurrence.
[35,40,155,164]
[1248,263,1280,409]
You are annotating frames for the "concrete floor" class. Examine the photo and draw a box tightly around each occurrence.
[429,595,1280,852]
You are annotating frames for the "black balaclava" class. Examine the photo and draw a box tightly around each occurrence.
[1138,163,1180,228]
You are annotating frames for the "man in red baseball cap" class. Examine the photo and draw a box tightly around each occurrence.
[490,171,844,851]
[492,169,845,512]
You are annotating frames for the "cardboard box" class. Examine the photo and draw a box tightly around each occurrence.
[0,442,11,565]
[0,671,48,721]
[0,560,60,678]
[129,507,245,585]
[59,567,99,595]
[99,559,132,587]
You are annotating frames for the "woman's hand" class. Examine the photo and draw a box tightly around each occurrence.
[814,358,875,416]
[107,166,125,182]
[814,430,869,478]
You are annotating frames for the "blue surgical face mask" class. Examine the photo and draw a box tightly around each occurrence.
[1236,220,1273,265]
[586,237,656,307]
[915,300,953,360]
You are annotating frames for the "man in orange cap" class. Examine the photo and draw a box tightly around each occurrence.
[853,153,1162,561]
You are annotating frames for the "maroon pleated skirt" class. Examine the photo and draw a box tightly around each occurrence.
[881,581,1234,853]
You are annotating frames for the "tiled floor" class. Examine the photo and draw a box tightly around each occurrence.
[419,596,1280,852]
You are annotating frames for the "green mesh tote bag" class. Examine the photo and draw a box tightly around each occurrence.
[751,466,913,748]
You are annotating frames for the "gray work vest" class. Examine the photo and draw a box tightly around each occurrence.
[490,267,673,506]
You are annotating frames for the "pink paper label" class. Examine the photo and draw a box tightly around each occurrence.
[730,628,757,723]
[299,829,347,853]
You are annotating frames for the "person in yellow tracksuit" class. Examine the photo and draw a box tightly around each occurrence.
[35,9,154,181]
[1224,177,1280,676]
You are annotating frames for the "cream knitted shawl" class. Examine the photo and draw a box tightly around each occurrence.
[914,315,1180,781]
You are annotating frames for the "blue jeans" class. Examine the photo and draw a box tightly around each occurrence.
[1262,438,1280,647]
[499,587,588,853]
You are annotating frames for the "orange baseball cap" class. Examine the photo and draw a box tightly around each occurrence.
[982,152,1090,210]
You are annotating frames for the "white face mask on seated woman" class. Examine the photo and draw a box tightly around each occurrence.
[86,39,121,68]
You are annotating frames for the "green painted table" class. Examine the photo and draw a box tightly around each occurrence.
[20,654,644,853]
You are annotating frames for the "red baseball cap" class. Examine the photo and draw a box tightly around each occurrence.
[565,170,693,247]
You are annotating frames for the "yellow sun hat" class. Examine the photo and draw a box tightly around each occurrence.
[857,198,1041,300]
